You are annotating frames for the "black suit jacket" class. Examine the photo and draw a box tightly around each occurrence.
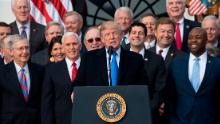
[10,21,46,55]
[41,60,74,124]
[176,19,201,53]
[75,47,148,86]
[143,49,166,124]
[0,57,4,68]
[0,62,44,124]
[149,45,186,69]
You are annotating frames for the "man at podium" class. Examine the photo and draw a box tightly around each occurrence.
[75,21,148,86]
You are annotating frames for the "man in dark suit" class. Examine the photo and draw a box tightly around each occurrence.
[128,22,166,124]
[41,32,81,124]
[10,0,46,55]
[149,17,185,69]
[0,35,44,124]
[75,21,148,86]
[166,0,200,53]
[166,27,220,124]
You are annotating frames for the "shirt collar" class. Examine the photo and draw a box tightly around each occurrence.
[16,20,30,30]
[189,51,207,61]
[177,17,184,24]
[14,61,28,73]
[65,57,81,68]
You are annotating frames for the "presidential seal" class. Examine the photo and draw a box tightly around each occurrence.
[96,93,126,123]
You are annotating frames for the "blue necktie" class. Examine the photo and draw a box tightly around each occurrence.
[191,58,200,92]
[21,26,27,39]
[19,68,29,102]
[111,52,118,86]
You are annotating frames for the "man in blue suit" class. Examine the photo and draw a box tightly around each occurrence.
[166,27,220,124]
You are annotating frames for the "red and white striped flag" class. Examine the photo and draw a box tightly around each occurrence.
[30,0,73,26]
[188,0,208,15]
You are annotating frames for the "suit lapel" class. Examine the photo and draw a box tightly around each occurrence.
[61,60,72,85]
[11,21,20,34]
[165,46,175,68]
[118,48,126,85]
[97,48,108,85]
[8,62,27,102]
[197,56,214,92]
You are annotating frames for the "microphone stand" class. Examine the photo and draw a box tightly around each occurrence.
[107,47,113,87]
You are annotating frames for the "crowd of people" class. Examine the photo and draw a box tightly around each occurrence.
[0,0,220,124]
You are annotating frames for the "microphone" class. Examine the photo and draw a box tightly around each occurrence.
[107,46,113,86]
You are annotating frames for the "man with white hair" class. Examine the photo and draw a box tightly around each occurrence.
[166,0,200,53]
[0,34,44,124]
[41,32,81,124]
[10,0,46,55]
[114,6,134,47]
[202,15,220,50]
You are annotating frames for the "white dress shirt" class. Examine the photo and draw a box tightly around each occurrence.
[14,61,31,93]
[188,52,207,86]
[144,39,156,49]
[16,21,30,40]
[65,57,81,81]
[106,47,121,85]
[156,45,170,60]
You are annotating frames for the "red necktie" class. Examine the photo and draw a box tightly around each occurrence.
[175,23,182,50]
[72,62,77,81]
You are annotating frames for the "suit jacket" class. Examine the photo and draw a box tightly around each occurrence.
[149,45,186,69]
[10,21,46,55]
[31,48,49,66]
[0,57,4,68]
[176,19,201,53]
[75,47,148,86]
[166,54,220,124]
[0,61,44,124]
[41,60,74,124]
[143,49,167,124]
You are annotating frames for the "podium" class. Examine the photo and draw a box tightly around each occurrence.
[71,85,152,124]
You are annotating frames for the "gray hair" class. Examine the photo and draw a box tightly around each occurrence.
[7,34,29,50]
[166,0,185,6]
[202,15,220,28]
[61,32,81,44]
[114,6,133,19]
[11,0,31,11]
[64,11,83,23]
[45,21,64,35]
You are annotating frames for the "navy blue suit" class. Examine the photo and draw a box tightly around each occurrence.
[75,47,148,86]
[0,62,44,124]
[41,60,75,124]
[166,54,220,124]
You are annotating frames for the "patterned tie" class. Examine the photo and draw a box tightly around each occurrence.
[19,68,28,102]
[111,52,118,86]
[72,62,77,82]
[21,26,27,39]
[191,58,200,92]
[175,23,182,50]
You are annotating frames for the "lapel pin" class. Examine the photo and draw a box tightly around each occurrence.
[171,53,174,57]
[33,29,36,32]
[144,58,148,61]
[208,60,211,63]
[186,25,190,29]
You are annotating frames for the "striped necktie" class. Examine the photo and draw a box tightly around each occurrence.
[19,68,29,102]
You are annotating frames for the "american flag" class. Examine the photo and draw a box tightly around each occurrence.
[188,0,209,15]
[30,0,73,26]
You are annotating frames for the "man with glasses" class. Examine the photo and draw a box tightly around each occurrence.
[84,26,103,51]
[0,34,44,124]
[75,21,148,86]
